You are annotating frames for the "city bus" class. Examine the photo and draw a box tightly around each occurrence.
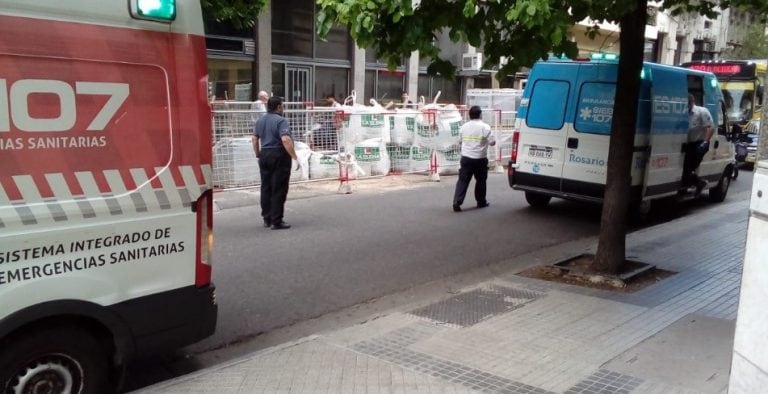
[681,60,766,128]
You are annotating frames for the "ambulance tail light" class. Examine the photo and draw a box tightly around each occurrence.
[195,190,214,288]
[510,130,520,163]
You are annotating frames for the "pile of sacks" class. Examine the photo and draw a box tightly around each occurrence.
[337,91,465,176]
[211,91,468,188]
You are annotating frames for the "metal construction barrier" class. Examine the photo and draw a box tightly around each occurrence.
[210,101,514,190]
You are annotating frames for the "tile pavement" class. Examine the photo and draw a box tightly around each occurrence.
[138,200,747,393]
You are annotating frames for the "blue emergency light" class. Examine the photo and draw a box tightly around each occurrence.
[590,53,619,61]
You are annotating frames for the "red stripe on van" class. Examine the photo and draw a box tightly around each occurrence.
[170,166,185,187]
[120,168,138,191]
[91,170,112,194]
[148,168,163,189]
[33,174,54,199]
[62,172,85,197]
[1,178,22,201]
[192,165,206,186]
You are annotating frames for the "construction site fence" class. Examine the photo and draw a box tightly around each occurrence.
[211,101,517,190]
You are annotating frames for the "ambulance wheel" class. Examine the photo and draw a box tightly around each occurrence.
[0,326,113,394]
[525,192,551,208]
[709,168,731,203]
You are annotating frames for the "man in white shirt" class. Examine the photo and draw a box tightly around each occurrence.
[684,93,714,196]
[453,106,496,212]
[250,90,269,123]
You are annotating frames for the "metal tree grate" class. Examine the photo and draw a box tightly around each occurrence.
[408,286,542,327]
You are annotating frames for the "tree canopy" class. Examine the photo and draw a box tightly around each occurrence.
[316,0,768,79]
[721,23,768,60]
[201,0,267,29]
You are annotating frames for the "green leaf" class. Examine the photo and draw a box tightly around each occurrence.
[463,0,476,17]
[527,4,537,16]
[550,27,562,46]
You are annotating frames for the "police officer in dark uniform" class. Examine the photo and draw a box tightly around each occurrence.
[252,97,299,229]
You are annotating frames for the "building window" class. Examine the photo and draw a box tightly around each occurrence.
[316,24,350,60]
[416,74,461,104]
[674,36,684,65]
[272,63,285,98]
[204,16,252,38]
[363,70,405,102]
[272,0,314,58]
[315,67,349,102]
[365,70,376,103]
[644,39,658,62]
[271,1,350,60]
[208,58,253,100]
[376,71,405,103]
[417,75,431,102]
[430,77,461,103]
[473,75,492,89]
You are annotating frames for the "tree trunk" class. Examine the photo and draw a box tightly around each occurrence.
[592,0,648,274]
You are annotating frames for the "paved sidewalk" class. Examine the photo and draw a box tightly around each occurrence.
[138,199,747,394]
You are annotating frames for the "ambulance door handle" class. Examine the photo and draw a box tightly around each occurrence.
[713,140,719,149]
[567,138,579,149]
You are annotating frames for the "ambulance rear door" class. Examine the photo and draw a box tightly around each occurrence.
[643,65,689,198]
[513,62,579,193]
[560,62,616,200]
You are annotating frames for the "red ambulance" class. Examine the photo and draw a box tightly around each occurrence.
[0,1,216,392]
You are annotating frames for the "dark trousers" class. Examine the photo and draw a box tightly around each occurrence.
[259,148,292,223]
[682,140,705,187]
[453,156,489,206]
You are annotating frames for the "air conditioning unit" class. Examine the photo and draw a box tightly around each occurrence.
[243,39,256,55]
[461,53,483,71]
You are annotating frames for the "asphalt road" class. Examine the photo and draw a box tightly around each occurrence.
[124,170,755,391]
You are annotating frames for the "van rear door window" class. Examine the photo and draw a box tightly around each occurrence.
[526,79,569,130]
[574,82,616,135]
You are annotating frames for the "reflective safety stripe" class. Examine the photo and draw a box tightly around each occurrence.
[0,165,210,228]
[463,135,486,142]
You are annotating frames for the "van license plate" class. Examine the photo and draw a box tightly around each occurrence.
[528,145,553,159]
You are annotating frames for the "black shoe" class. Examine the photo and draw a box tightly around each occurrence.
[452,204,461,212]
[271,221,291,230]
[695,180,706,197]
[477,201,490,208]
[263,219,272,228]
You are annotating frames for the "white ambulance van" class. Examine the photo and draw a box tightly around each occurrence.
[508,57,735,211]
[0,1,216,392]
